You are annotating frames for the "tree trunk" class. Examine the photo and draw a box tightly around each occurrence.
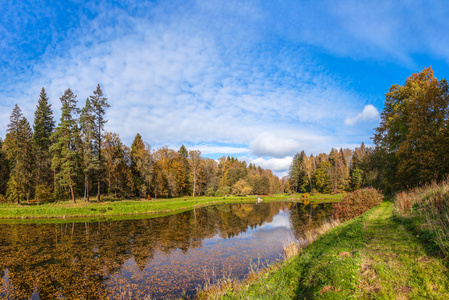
[85,175,90,202]
[97,172,101,202]
[308,172,312,191]
[68,171,75,204]
[70,185,75,203]
[54,170,57,197]
[97,125,102,202]
[192,170,196,197]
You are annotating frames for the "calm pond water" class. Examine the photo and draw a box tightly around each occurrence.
[0,202,334,299]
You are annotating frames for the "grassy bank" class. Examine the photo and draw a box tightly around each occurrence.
[0,193,343,221]
[395,180,449,256]
[200,201,449,299]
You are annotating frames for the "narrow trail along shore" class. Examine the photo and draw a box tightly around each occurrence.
[217,202,449,299]
[357,202,449,299]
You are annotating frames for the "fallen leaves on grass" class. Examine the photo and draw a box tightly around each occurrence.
[338,251,351,257]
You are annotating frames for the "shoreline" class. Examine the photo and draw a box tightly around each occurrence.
[0,193,343,222]
[197,201,449,299]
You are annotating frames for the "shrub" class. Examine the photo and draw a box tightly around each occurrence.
[205,188,216,197]
[215,187,231,197]
[232,179,253,196]
[35,184,53,203]
[0,194,8,204]
[301,193,310,199]
[333,188,383,221]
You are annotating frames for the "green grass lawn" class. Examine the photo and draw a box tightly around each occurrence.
[208,201,449,299]
[0,193,343,221]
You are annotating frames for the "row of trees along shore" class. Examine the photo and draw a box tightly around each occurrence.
[1,67,442,203]
[289,66,449,194]
[287,143,372,194]
[0,85,283,204]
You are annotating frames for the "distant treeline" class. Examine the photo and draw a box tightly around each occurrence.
[3,67,441,203]
[288,66,449,194]
[287,143,372,194]
[0,85,282,204]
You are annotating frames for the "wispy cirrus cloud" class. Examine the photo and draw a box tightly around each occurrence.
[2,0,449,176]
[272,0,449,65]
[1,0,361,150]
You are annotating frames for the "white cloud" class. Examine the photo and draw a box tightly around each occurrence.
[259,211,291,229]
[0,0,378,163]
[187,145,250,155]
[239,156,293,177]
[0,5,361,148]
[250,133,302,158]
[249,130,335,158]
[344,105,379,126]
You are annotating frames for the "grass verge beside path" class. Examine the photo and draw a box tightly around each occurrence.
[0,193,342,221]
[214,202,449,299]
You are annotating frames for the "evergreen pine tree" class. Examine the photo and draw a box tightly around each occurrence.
[90,84,110,201]
[188,150,201,197]
[79,98,95,202]
[131,133,144,195]
[177,145,190,195]
[50,89,79,203]
[288,151,308,193]
[131,133,153,197]
[0,139,9,195]
[32,87,55,196]
[4,105,34,203]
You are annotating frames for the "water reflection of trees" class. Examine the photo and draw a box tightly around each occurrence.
[0,202,291,299]
[288,202,335,239]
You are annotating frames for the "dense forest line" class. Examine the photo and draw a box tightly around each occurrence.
[288,67,449,194]
[287,143,371,194]
[2,67,444,203]
[0,85,282,204]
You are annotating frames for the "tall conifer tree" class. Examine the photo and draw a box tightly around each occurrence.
[32,87,55,193]
[288,151,308,193]
[90,84,110,201]
[177,145,190,195]
[131,133,153,197]
[0,139,9,195]
[188,150,201,197]
[79,98,95,202]
[4,105,34,203]
[50,89,79,203]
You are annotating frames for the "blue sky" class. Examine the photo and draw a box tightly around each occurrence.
[1,0,449,176]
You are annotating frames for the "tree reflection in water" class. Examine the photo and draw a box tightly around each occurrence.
[0,202,333,299]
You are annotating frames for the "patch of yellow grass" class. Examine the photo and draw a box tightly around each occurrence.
[283,218,341,260]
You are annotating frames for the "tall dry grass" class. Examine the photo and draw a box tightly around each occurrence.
[394,180,449,255]
[283,218,341,260]
[198,219,342,299]
[196,262,278,300]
